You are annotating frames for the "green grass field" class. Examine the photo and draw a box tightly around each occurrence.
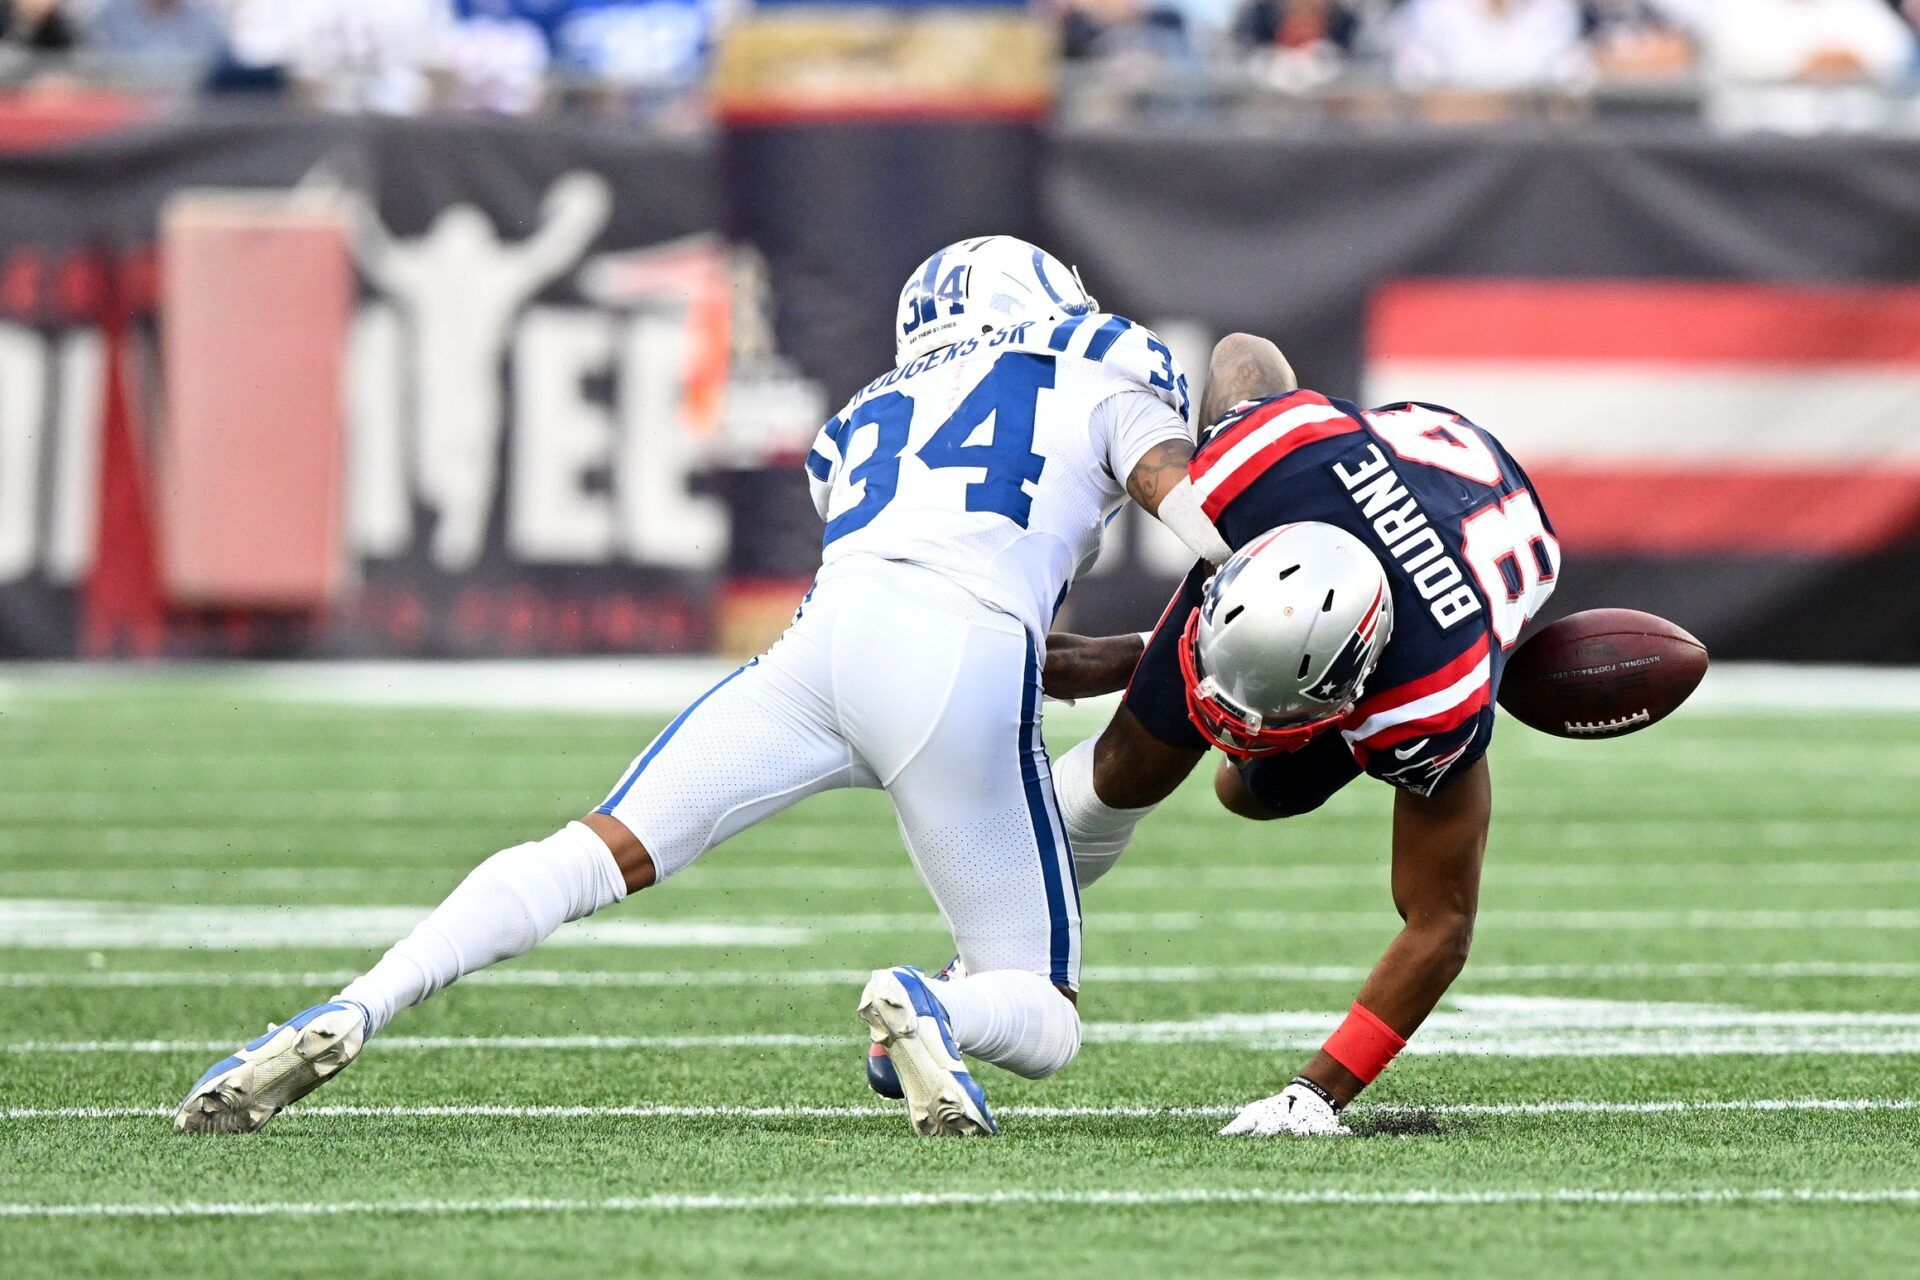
[3,672,1919,1277]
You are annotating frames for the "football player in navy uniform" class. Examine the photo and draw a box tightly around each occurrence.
[1044,333,1562,1136]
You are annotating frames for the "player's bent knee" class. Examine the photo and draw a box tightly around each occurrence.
[1439,915,1476,970]
[989,970,1083,1080]
[1091,711,1200,810]
[1408,914,1476,979]
[1006,992,1081,1080]
[1214,762,1287,821]
[580,811,656,893]
[1265,792,1332,820]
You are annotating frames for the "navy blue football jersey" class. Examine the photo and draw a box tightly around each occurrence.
[1123,389,1561,798]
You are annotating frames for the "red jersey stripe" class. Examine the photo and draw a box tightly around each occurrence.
[1349,634,1491,724]
[1198,416,1364,519]
[1351,682,1491,752]
[1191,390,1336,480]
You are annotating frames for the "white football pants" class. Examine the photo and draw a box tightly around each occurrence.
[597,556,1083,990]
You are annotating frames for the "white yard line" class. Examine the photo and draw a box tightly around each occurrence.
[3,1186,1918,1220]
[17,995,1920,1056]
[10,658,1920,714]
[4,1098,1914,1123]
[9,960,1920,991]
[2,1034,846,1053]
[7,858,1920,896]
[0,901,807,949]
[4,898,1919,950]
[7,794,1915,824]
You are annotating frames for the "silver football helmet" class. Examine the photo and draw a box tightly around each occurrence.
[1179,522,1394,758]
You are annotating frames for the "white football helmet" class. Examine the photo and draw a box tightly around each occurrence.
[1180,522,1394,758]
[895,235,1096,366]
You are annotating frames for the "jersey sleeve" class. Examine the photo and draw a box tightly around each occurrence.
[1089,389,1193,487]
[1339,636,1495,798]
[1052,312,1192,422]
[804,407,850,522]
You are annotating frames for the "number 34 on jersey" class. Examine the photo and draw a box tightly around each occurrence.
[803,312,1192,643]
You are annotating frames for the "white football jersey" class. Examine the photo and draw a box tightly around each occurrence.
[806,313,1192,643]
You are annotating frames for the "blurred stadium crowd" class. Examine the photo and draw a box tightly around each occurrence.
[1,0,1917,121]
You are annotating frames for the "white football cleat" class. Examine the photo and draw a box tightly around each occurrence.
[864,956,965,1101]
[857,966,998,1137]
[173,1001,369,1134]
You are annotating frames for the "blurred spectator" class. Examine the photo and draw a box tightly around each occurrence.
[1062,0,1191,64]
[1582,0,1695,80]
[442,4,551,113]
[1650,0,1916,82]
[1233,0,1365,54]
[81,0,225,69]
[1391,0,1589,88]
[552,0,712,90]
[1,0,77,50]
[225,0,448,113]
[1231,0,1373,90]
[455,0,716,95]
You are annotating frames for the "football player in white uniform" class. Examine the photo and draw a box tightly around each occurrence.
[174,235,1232,1138]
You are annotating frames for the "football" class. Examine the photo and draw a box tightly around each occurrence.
[1498,609,1709,739]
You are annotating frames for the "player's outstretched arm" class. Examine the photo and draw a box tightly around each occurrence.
[1221,757,1490,1137]
[1043,631,1148,700]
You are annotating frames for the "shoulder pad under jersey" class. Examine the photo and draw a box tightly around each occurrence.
[1029,312,1191,421]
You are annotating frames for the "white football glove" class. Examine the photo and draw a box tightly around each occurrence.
[1219,1078,1351,1137]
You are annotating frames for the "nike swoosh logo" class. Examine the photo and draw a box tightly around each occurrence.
[1394,740,1430,760]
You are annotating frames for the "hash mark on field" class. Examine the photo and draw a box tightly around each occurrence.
[4,1098,1916,1122]
[3,1187,1919,1220]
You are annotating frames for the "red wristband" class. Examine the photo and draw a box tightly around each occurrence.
[1322,1002,1407,1084]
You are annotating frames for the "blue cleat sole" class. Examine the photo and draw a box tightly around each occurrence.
[866,1042,904,1100]
[173,1002,368,1134]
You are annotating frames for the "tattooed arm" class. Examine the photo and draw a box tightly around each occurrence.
[1124,439,1196,516]
[1118,335,1297,567]
[1125,435,1232,565]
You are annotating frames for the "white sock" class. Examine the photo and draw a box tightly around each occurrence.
[334,821,625,1035]
[1052,735,1158,889]
[935,969,1081,1079]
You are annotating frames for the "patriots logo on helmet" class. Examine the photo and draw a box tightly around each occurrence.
[1306,581,1388,705]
